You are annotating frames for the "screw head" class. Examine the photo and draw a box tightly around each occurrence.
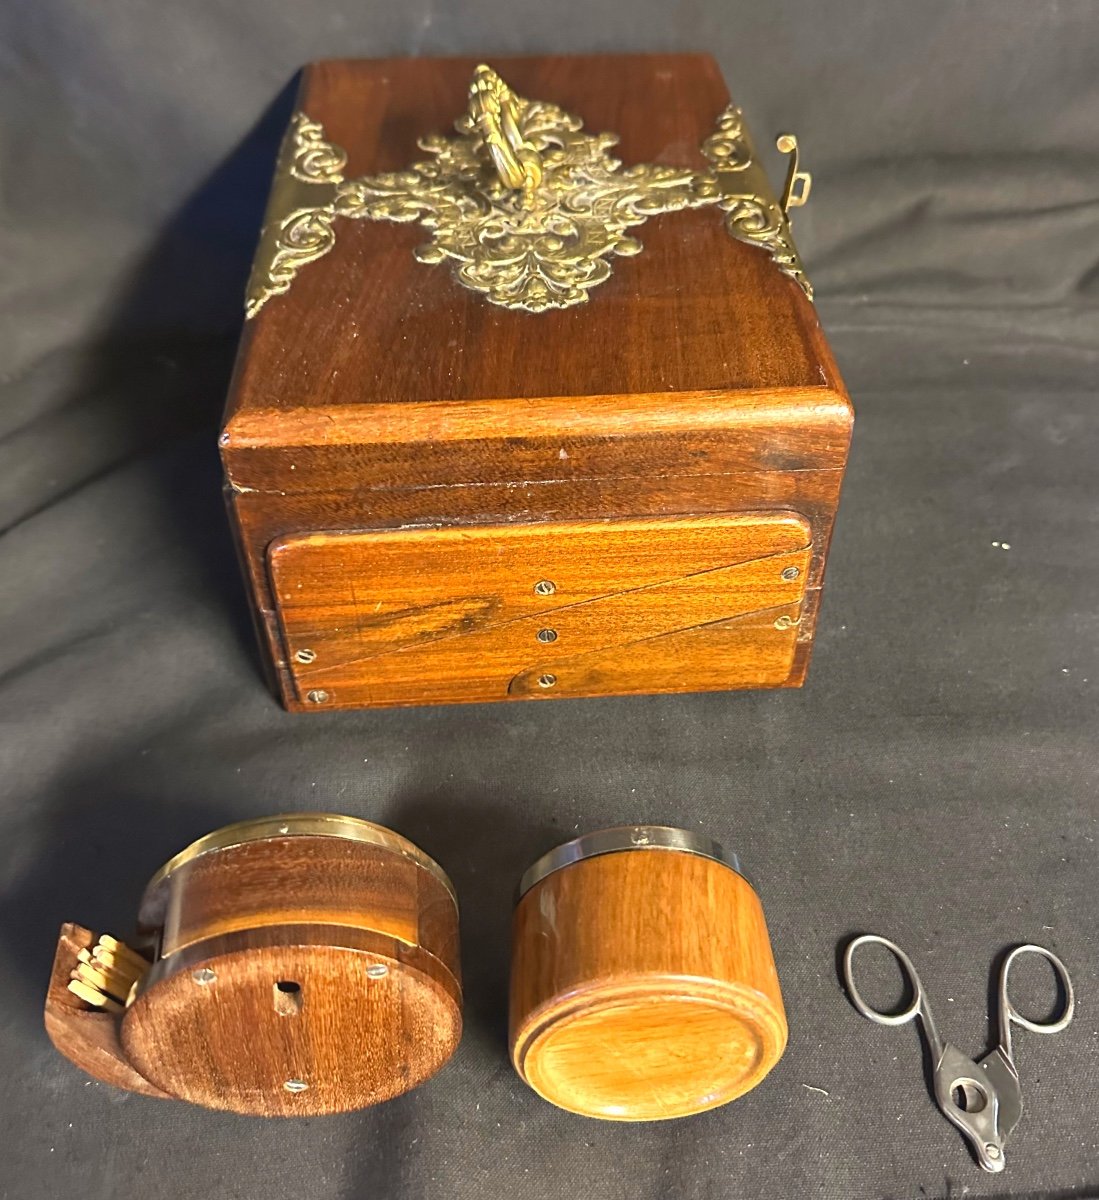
[295,648,317,664]
[192,968,216,985]
[537,673,557,689]
[305,689,329,704]
[781,566,801,581]
[366,964,389,979]
[536,628,558,644]
[533,580,556,596]
[283,1079,309,1093]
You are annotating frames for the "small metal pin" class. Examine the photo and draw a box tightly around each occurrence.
[192,968,216,985]
[366,964,389,979]
[533,580,556,596]
[305,689,329,704]
[295,648,317,664]
[283,1079,309,1093]
[537,674,557,688]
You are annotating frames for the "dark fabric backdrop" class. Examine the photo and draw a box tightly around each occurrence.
[1,2,1097,1198]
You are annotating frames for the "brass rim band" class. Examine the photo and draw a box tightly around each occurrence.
[517,825,749,900]
[143,814,458,907]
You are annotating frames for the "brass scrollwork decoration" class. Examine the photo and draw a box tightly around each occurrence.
[245,65,813,318]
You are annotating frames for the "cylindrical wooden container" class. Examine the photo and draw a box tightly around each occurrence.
[119,814,461,1116]
[510,826,786,1120]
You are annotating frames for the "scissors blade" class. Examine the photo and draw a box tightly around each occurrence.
[935,1043,1007,1173]
[978,1046,1023,1142]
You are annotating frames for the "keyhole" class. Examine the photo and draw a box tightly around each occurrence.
[950,1078,988,1113]
[274,980,302,1017]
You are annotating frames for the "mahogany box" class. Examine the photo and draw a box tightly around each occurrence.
[220,54,853,711]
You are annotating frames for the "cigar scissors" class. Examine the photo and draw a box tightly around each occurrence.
[842,934,1074,1173]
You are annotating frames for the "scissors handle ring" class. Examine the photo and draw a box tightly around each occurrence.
[843,934,924,1026]
[1000,944,1075,1046]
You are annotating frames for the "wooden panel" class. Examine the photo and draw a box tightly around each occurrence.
[269,513,811,709]
[223,389,853,493]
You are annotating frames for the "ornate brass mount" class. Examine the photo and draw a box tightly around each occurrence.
[245,65,813,317]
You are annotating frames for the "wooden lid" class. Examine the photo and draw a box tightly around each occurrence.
[515,977,786,1121]
[222,56,851,497]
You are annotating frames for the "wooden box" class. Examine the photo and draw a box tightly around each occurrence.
[221,54,853,711]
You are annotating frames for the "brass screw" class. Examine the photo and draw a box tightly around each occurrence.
[781,566,801,581]
[366,964,389,979]
[295,648,317,664]
[283,1079,309,1094]
[534,580,556,596]
[538,674,557,688]
[536,628,558,644]
[192,968,216,985]
[306,689,329,704]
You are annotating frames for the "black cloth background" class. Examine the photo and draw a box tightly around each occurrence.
[1,2,1097,1198]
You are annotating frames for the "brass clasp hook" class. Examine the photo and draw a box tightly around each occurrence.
[776,133,811,220]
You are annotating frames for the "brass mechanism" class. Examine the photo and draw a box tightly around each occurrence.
[468,64,543,197]
[67,933,149,1013]
[776,134,812,219]
[246,64,813,316]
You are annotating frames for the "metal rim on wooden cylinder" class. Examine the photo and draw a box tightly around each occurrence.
[516,824,748,898]
[120,812,461,1116]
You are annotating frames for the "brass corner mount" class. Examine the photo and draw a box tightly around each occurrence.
[246,64,813,317]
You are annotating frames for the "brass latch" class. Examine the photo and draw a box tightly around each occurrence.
[776,133,812,220]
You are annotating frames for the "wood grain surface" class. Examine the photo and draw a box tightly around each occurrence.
[271,513,811,708]
[120,833,461,1115]
[220,55,853,711]
[121,927,461,1116]
[46,832,462,1115]
[510,849,787,1120]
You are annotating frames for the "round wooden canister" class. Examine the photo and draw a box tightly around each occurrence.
[118,814,461,1116]
[509,826,787,1120]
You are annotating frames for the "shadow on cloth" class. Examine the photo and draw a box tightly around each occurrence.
[42,75,301,668]
[0,769,227,1028]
